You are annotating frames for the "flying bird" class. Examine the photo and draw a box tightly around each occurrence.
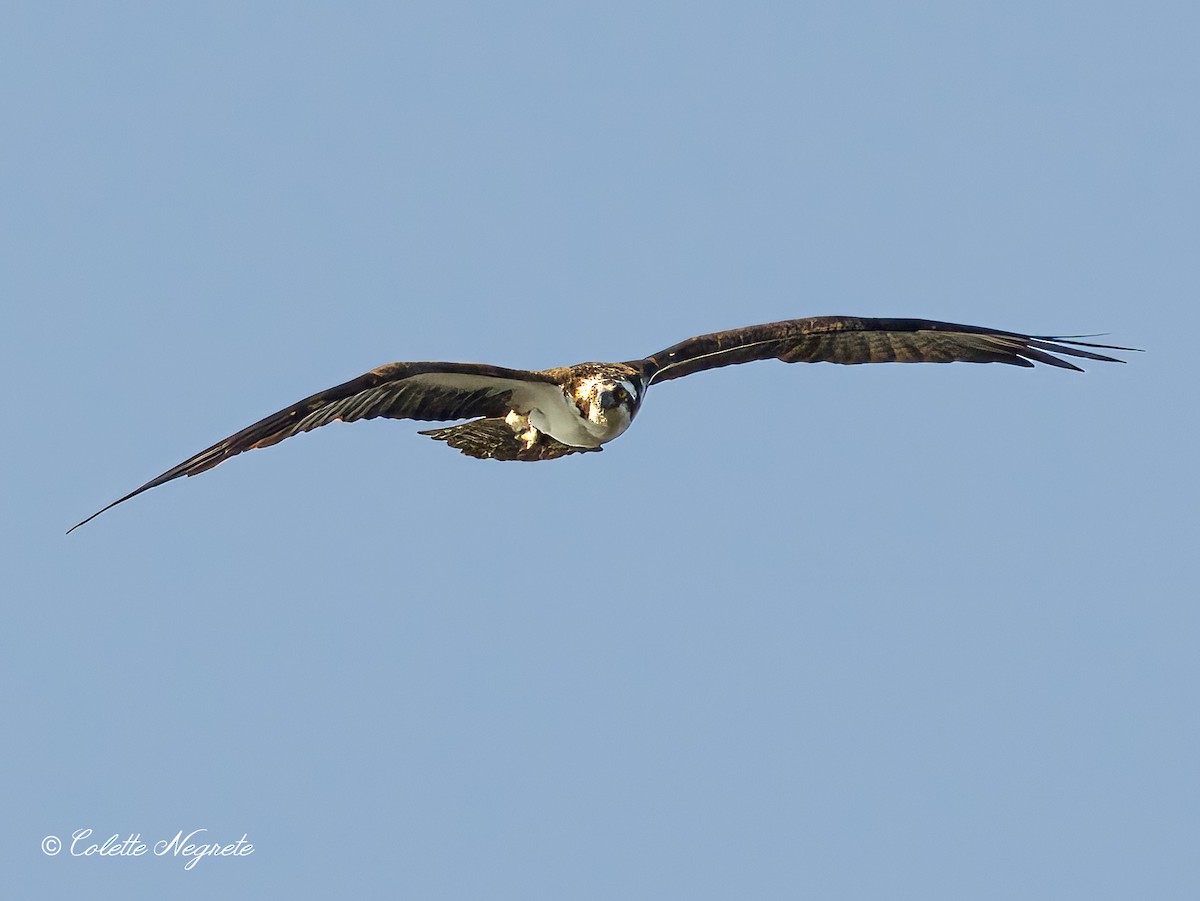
[68,315,1136,532]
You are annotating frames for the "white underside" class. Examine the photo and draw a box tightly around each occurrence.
[528,401,604,447]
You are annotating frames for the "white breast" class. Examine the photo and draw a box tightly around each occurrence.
[528,391,605,448]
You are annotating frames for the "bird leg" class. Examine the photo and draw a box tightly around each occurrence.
[504,411,541,450]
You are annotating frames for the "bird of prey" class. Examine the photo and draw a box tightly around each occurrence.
[68,315,1136,532]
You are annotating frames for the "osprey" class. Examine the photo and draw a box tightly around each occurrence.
[68,315,1136,532]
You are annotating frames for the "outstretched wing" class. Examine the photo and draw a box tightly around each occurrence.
[635,316,1138,384]
[68,362,564,532]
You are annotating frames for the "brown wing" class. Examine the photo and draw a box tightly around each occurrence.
[68,362,564,532]
[635,316,1138,384]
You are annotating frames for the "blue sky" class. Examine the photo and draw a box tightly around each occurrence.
[4,2,1197,898]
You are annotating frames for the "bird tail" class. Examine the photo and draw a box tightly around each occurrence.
[418,418,599,461]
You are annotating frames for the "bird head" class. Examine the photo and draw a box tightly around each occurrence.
[572,373,642,440]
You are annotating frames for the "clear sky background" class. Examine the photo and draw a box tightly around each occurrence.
[4,2,1197,898]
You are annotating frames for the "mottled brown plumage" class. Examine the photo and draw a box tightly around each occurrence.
[69,315,1136,532]
[419,419,600,461]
